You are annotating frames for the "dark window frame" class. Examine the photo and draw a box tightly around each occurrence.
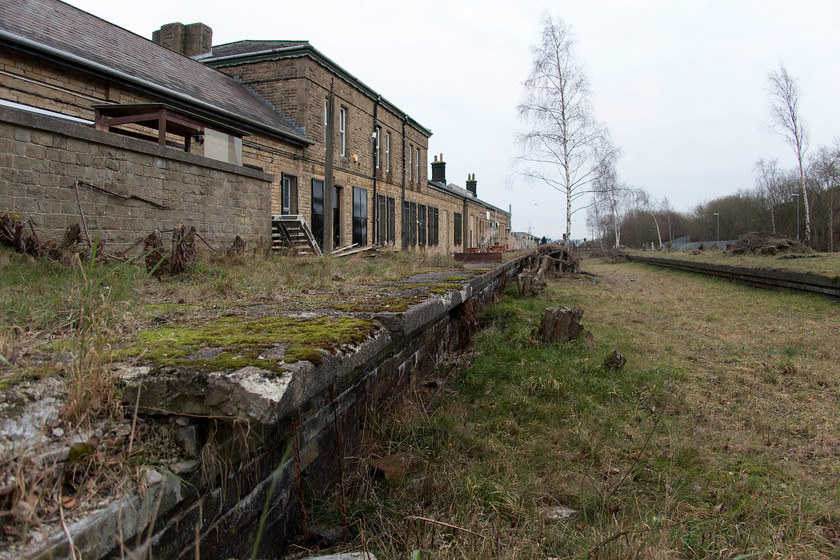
[418,204,427,245]
[352,186,368,246]
[281,173,298,215]
[311,178,325,247]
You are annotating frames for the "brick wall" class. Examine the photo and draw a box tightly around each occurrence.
[1,50,152,120]
[0,105,273,251]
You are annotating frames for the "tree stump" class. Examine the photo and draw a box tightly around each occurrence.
[170,224,197,275]
[227,235,246,256]
[143,229,166,275]
[517,255,549,296]
[61,223,82,249]
[538,306,585,343]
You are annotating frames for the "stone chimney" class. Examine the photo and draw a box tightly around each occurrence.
[153,22,212,57]
[465,173,477,197]
[431,153,446,184]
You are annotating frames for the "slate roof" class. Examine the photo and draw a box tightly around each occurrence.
[205,40,434,138]
[428,181,510,216]
[208,40,309,59]
[0,0,310,145]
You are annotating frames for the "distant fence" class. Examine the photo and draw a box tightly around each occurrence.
[670,238,736,251]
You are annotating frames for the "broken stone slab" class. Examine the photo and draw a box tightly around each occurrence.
[118,364,294,425]
[544,506,577,521]
[4,469,182,560]
[370,259,525,338]
[0,375,63,462]
[538,306,586,343]
[373,286,464,338]
[117,327,393,425]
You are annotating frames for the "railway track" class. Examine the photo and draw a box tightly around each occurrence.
[625,254,840,299]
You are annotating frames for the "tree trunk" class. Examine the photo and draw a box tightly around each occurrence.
[612,205,620,248]
[651,212,662,248]
[799,167,812,243]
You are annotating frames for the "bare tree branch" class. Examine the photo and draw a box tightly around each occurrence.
[516,13,607,239]
[768,66,812,242]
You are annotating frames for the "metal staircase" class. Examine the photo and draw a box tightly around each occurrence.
[271,215,322,255]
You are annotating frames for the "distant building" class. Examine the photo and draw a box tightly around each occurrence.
[511,231,539,250]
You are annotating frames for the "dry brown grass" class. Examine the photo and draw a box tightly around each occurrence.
[327,257,840,559]
[0,245,470,554]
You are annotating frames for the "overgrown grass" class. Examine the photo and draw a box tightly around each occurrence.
[0,244,469,549]
[0,247,461,351]
[326,258,840,559]
[140,249,461,309]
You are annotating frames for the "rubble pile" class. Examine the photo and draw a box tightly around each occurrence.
[729,232,812,256]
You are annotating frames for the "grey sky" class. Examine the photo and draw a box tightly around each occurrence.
[66,0,840,239]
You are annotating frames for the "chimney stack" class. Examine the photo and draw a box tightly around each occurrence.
[465,173,477,197]
[153,22,212,57]
[431,153,446,184]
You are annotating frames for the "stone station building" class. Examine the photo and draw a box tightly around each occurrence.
[0,0,510,254]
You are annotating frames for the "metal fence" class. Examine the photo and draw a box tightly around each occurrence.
[669,238,736,250]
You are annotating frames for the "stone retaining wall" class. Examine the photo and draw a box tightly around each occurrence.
[22,257,526,560]
[0,106,274,252]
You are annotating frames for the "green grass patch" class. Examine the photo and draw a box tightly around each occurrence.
[325,258,840,559]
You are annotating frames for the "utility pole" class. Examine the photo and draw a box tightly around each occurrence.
[713,212,719,247]
[829,176,834,252]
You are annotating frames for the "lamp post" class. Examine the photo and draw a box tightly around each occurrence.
[791,193,800,241]
[713,212,719,247]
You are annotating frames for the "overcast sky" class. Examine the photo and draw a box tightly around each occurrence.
[66,0,840,239]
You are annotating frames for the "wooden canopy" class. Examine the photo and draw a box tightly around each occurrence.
[92,103,246,152]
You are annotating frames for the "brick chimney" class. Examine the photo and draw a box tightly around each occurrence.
[465,173,477,197]
[153,23,212,57]
[431,153,446,184]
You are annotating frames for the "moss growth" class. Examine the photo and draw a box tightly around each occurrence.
[443,275,471,282]
[119,315,378,371]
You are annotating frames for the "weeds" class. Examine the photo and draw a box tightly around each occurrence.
[319,258,840,559]
[0,243,470,554]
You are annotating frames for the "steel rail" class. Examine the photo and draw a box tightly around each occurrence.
[625,255,840,299]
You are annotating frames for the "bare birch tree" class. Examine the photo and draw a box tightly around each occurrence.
[661,196,674,245]
[754,158,785,233]
[635,189,663,249]
[768,66,811,242]
[517,13,603,239]
[591,143,628,248]
[808,146,840,251]
[586,203,605,249]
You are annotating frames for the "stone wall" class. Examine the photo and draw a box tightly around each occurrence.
[208,51,438,252]
[19,257,526,560]
[0,105,274,251]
